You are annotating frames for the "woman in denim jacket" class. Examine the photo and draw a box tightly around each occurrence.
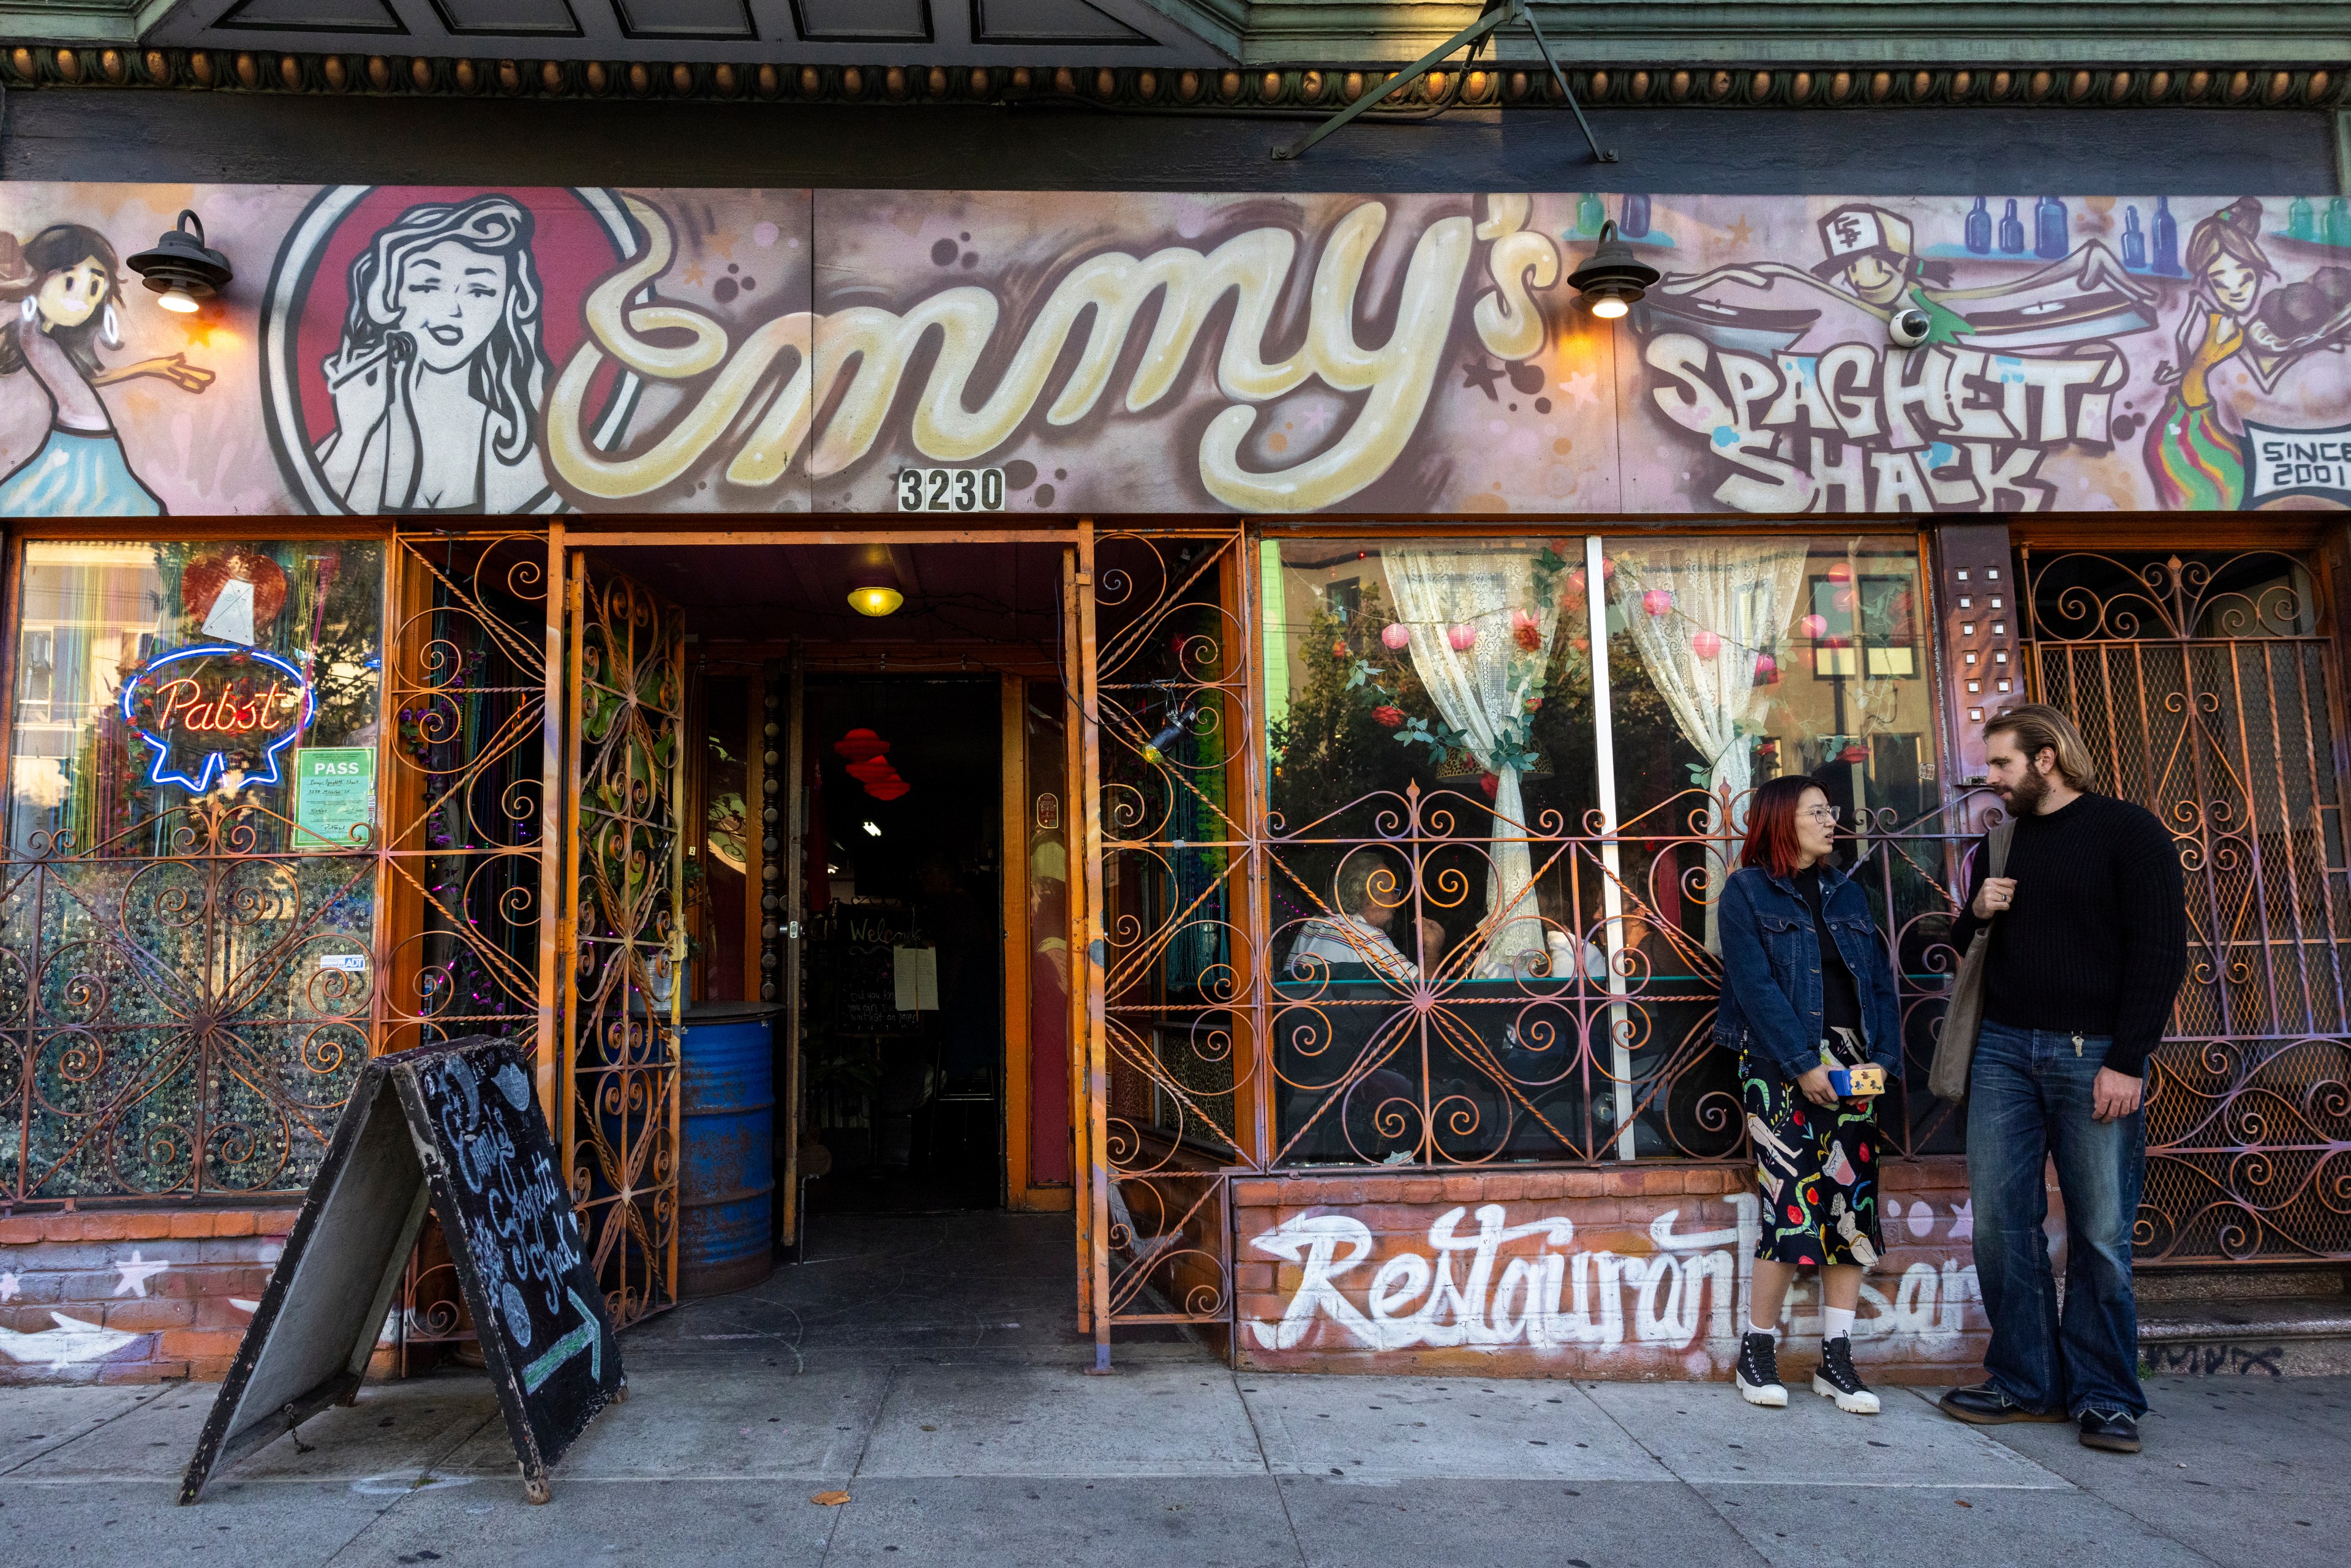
[1715,775,1903,1416]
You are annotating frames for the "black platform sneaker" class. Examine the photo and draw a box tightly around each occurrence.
[1734,1331,1786,1408]
[2078,1408,2142,1453]
[1811,1335,1881,1414]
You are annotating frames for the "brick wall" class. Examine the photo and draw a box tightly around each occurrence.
[0,1207,313,1385]
[1232,1156,2045,1384]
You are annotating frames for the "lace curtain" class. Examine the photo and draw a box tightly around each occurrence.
[1613,539,1810,951]
[1382,547,1559,978]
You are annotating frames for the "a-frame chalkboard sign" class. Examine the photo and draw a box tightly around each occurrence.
[178,1035,624,1505]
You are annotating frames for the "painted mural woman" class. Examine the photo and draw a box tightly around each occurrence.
[2143,198,2274,510]
[1714,775,1903,1417]
[315,194,555,514]
[0,225,214,517]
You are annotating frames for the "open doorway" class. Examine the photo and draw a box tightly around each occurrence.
[801,673,1002,1212]
[577,538,1077,1313]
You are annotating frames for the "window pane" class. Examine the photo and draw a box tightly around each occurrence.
[2,539,384,1201]
[1602,533,1941,1157]
[1262,535,1608,1163]
[9,541,386,856]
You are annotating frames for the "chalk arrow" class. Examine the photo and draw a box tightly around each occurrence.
[519,1287,601,1394]
[0,1312,140,1370]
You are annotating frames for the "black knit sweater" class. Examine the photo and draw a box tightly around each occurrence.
[1950,791,2188,1078]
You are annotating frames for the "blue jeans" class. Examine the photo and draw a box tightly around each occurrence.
[1965,1021,2147,1417]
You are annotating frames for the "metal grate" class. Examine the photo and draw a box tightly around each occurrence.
[2024,548,2351,1264]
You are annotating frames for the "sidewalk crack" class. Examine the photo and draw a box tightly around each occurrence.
[816,1359,897,1566]
[1233,1370,1309,1566]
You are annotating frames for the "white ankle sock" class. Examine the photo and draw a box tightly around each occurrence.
[1822,1306,1855,1341]
[1746,1315,1779,1340]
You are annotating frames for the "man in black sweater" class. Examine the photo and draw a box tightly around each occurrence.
[1937,704,2186,1455]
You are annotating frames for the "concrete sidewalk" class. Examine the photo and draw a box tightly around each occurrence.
[3,1337,2344,1567]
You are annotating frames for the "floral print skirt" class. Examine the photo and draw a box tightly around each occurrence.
[1740,1026,1883,1267]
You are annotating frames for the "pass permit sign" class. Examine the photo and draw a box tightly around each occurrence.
[293,747,376,850]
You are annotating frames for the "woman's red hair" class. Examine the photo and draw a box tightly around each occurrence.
[1741,774,1824,878]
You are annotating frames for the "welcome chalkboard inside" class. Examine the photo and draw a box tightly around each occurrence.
[179,1035,623,1506]
[822,906,920,1037]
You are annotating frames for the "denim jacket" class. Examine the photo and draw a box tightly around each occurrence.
[1712,862,1903,1082]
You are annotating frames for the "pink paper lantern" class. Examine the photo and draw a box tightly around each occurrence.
[1690,629,1721,659]
[1447,623,1479,651]
[1380,622,1412,650]
[1598,557,1616,580]
[1800,613,1829,640]
[1641,588,1673,617]
[1827,561,1854,583]
[1563,567,1588,595]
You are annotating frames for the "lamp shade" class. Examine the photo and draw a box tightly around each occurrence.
[1567,221,1660,318]
[833,728,889,763]
[127,209,233,306]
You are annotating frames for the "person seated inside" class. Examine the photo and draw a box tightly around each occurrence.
[1287,857,1449,984]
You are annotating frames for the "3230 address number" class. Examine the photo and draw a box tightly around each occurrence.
[896,467,1007,512]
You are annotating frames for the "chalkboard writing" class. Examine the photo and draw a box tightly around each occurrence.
[838,941,913,1035]
[818,904,920,1038]
[179,1035,622,1507]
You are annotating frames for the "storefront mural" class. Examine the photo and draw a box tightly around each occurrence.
[1,184,2347,518]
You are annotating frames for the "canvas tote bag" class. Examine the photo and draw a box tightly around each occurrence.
[1929,819,2017,1102]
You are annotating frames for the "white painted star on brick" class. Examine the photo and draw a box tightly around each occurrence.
[112,1250,169,1299]
[0,1270,19,1303]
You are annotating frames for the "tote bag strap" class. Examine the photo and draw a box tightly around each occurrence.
[1987,817,2016,882]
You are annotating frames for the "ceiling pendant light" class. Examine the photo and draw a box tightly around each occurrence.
[1567,219,1660,320]
[846,563,903,617]
[833,728,889,763]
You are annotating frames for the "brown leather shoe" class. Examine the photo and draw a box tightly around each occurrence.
[1938,1383,2070,1424]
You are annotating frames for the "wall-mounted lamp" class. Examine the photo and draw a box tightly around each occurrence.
[846,563,903,618]
[1566,220,1659,320]
[127,210,232,315]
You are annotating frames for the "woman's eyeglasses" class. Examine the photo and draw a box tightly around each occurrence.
[1799,806,1843,824]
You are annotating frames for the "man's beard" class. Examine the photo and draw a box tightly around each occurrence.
[2001,768,2050,814]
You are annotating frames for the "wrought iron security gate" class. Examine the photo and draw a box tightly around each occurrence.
[560,552,687,1327]
[2022,547,2351,1264]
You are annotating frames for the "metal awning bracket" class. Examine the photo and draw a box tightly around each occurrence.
[1272,0,1617,163]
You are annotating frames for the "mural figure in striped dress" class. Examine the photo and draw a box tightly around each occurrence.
[0,224,214,516]
[2145,198,2273,509]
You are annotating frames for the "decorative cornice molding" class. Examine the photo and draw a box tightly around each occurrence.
[2,48,2345,111]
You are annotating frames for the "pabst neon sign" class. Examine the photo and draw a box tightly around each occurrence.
[120,646,314,792]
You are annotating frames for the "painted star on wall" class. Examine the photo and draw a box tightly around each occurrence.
[1461,358,1505,399]
[1725,215,1756,247]
[112,1250,169,1299]
[0,1270,18,1303]
[1557,371,1601,408]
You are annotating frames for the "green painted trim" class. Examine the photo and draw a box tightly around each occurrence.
[0,0,176,45]
[1260,539,1290,743]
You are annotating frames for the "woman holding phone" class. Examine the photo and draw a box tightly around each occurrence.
[1714,774,1905,1414]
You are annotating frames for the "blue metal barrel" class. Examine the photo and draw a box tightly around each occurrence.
[677,1002,778,1297]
